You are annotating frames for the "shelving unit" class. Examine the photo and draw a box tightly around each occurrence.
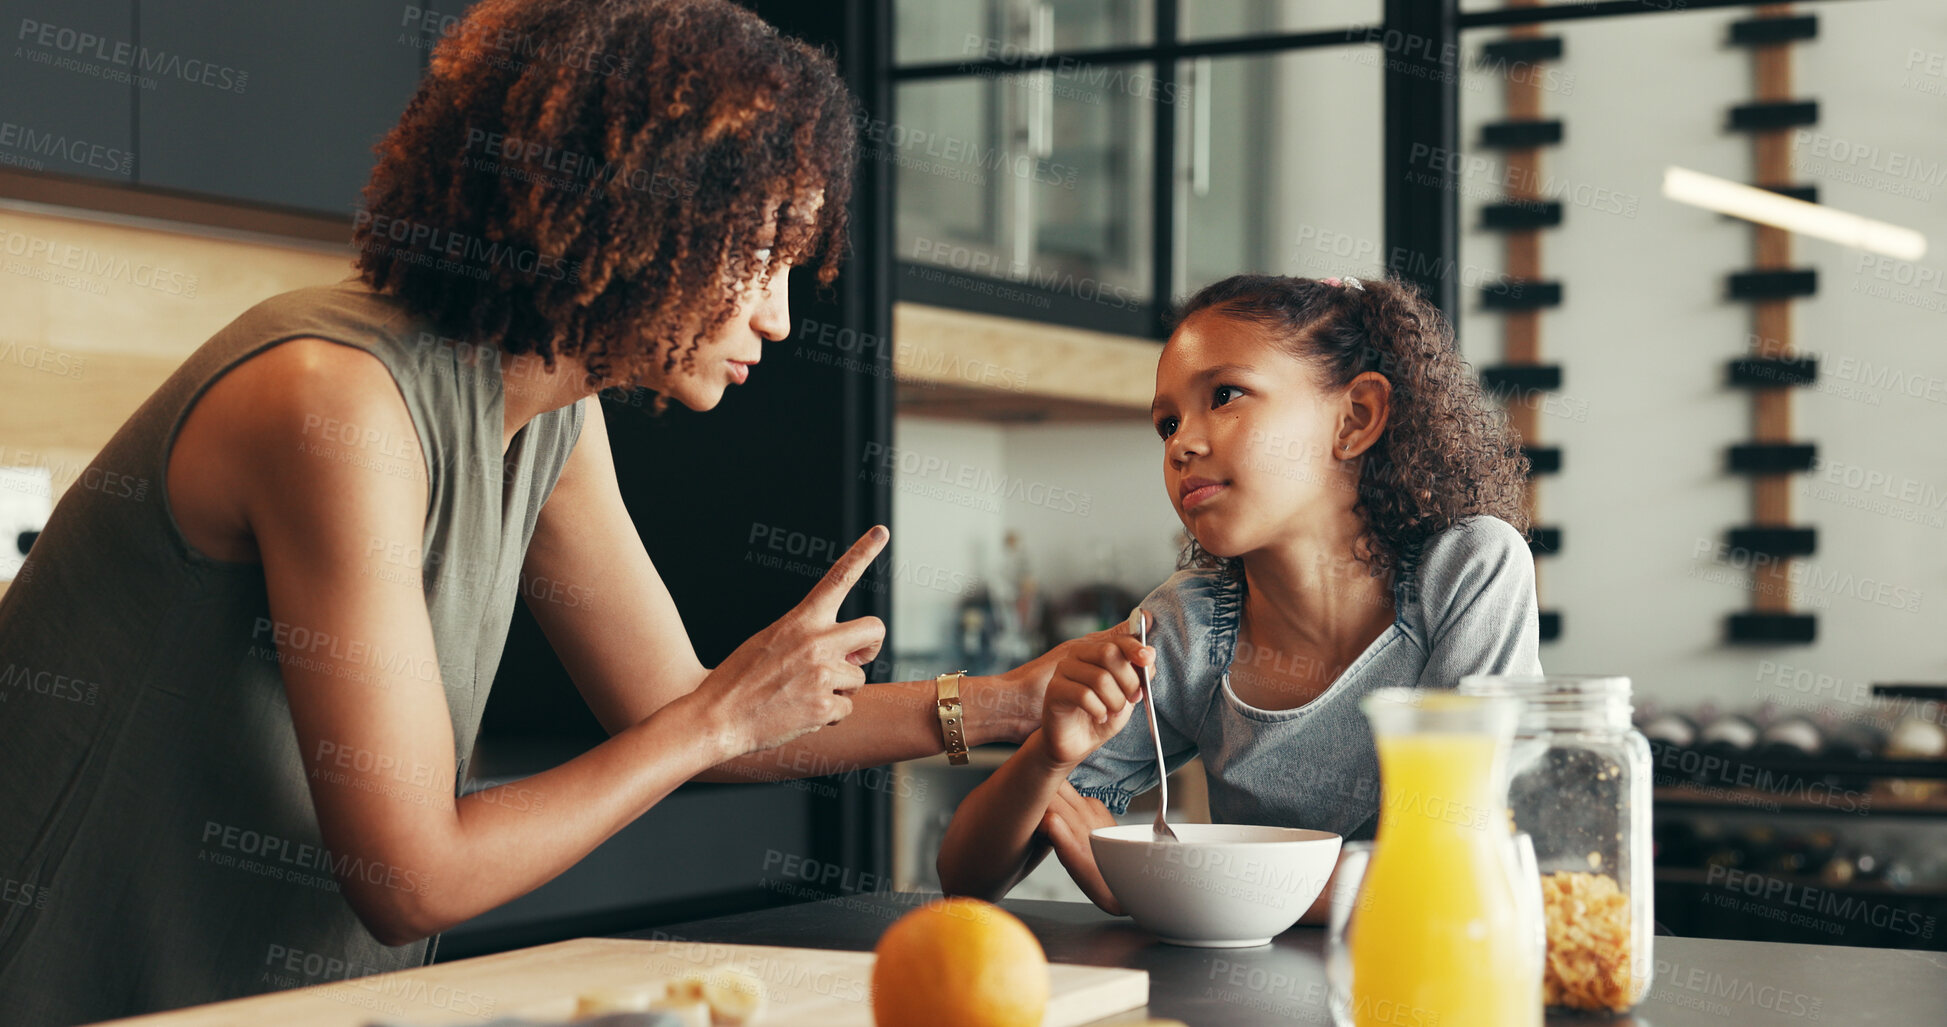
[1651,742,1947,950]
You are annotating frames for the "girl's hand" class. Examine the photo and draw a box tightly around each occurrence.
[1037,781,1125,915]
[1039,617,1154,768]
[985,624,1129,743]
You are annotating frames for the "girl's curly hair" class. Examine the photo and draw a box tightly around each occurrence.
[354,0,857,407]
[1175,274,1530,580]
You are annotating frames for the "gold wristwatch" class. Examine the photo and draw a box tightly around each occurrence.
[935,670,970,765]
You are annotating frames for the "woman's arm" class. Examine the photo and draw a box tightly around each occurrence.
[937,634,1151,903]
[225,343,876,944]
[699,631,1119,784]
[519,396,1057,779]
[695,670,1032,784]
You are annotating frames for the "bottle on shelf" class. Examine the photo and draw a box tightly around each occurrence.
[1053,540,1139,641]
[1639,709,1699,749]
[951,540,1002,675]
[991,531,1040,668]
[1884,717,1947,760]
[1699,712,1760,753]
[1755,716,1824,760]
[1821,716,1885,762]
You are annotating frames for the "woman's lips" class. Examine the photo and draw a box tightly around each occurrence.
[1181,483,1227,510]
[727,360,754,384]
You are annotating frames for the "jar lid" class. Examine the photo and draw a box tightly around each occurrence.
[1458,675,1634,730]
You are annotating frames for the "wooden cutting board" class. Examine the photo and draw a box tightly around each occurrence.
[97,938,1150,1027]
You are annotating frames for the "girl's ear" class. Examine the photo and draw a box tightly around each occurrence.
[1335,371,1393,458]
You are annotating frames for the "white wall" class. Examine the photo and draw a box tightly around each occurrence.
[1457,1,1947,708]
[886,416,1183,661]
[892,2,1947,712]
[999,421,1186,590]
[885,417,1008,660]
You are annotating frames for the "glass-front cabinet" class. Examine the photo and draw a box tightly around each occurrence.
[891,0,1383,337]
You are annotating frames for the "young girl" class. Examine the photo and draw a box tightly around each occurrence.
[937,273,1542,917]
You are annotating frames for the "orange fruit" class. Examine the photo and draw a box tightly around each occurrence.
[871,898,1049,1027]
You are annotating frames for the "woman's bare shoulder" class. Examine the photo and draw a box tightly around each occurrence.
[167,337,422,562]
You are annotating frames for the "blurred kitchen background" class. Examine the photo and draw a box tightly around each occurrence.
[3,0,1944,956]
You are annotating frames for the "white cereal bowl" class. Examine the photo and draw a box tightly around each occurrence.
[1090,823,1342,948]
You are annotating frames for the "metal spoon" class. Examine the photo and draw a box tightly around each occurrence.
[1129,608,1178,842]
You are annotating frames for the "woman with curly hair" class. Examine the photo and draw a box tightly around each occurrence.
[939,273,1541,916]
[0,2,1064,1023]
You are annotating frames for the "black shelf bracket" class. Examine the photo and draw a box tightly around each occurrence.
[1728,443,1818,474]
[1523,445,1562,475]
[1530,526,1563,556]
[1539,610,1562,642]
[1482,201,1565,231]
[1728,356,1819,388]
[1729,14,1818,46]
[1728,100,1819,131]
[1728,526,1818,558]
[1728,268,1817,300]
[1481,279,1564,310]
[1759,183,1820,204]
[1728,612,1818,645]
[1481,364,1563,393]
[1480,36,1564,64]
[1480,119,1565,148]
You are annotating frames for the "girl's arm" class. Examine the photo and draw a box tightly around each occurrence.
[937,633,1152,901]
[935,730,1075,901]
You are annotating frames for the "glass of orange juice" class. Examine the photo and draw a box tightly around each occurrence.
[1330,834,1542,1026]
[1337,689,1543,1027]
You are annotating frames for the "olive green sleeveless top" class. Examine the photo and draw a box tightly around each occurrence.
[0,280,585,1026]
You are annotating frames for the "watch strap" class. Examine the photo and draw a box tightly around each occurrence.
[935,670,970,765]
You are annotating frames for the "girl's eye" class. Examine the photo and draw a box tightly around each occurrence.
[1155,415,1179,440]
[1213,384,1241,407]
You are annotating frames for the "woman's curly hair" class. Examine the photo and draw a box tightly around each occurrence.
[1175,274,1530,581]
[354,0,857,406]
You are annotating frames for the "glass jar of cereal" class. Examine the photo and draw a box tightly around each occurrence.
[1459,674,1654,1013]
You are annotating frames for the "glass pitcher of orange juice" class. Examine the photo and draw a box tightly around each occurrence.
[1345,689,1542,1027]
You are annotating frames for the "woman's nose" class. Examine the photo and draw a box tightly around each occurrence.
[752,295,791,342]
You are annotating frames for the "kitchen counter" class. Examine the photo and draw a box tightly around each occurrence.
[628,891,1947,1026]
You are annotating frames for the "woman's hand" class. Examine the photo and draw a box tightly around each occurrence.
[1037,780,1125,915]
[689,527,889,757]
[1039,617,1153,769]
[972,624,1136,744]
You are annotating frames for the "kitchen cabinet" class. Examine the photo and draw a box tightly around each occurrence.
[893,0,1157,67]
[440,742,820,959]
[892,61,1157,338]
[887,0,1386,342]
[1179,0,1380,40]
[134,0,421,216]
[0,0,138,185]
[455,0,894,957]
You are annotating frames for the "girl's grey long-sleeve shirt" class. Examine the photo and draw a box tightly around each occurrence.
[1068,515,1544,837]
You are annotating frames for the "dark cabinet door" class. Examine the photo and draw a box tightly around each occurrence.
[463,0,893,955]
[0,0,138,184]
[134,0,422,215]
